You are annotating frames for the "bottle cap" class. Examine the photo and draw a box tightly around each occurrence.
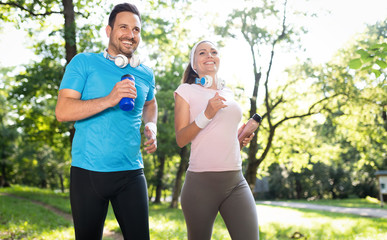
[252,113,262,123]
[121,74,135,81]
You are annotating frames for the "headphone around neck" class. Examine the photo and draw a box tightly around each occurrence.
[195,75,225,90]
[103,48,141,68]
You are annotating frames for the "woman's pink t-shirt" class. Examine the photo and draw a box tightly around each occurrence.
[174,83,243,172]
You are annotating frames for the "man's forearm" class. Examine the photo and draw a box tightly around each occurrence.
[56,96,111,122]
[143,97,158,124]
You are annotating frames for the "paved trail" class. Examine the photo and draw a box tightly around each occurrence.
[257,201,387,219]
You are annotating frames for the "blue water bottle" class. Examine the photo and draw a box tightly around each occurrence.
[119,74,135,111]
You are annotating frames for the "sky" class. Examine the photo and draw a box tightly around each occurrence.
[0,0,386,92]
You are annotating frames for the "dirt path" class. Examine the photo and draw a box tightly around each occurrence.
[1,192,123,240]
[257,201,387,219]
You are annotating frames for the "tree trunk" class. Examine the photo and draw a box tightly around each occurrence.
[0,151,9,187]
[0,163,10,187]
[244,70,261,192]
[59,173,65,193]
[242,0,290,194]
[148,184,154,201]
[245,159,259,194]
[295,177,302,199]
[62,0,77,145]
[154,155,166,204]
[62,0,77,64]
[170,146,189,208]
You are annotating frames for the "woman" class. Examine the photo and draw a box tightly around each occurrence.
[174,40,259,240]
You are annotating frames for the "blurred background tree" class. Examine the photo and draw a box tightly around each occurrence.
[0,0,385,204]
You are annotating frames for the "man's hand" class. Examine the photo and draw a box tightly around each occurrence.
[106,79,137,108]
[144,122,157,153]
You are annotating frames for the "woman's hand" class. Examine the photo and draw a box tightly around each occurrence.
[238,123,255,148]
[241,132,255,147]
[204,92,227,119]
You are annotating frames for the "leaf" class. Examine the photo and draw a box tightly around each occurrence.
[372,69,381,78]
[348,58,362,69]
[362,55,374,63]
[375,60,387,69]
[360,64,372,70]
[355,49,369,58]
[370,43,382,51]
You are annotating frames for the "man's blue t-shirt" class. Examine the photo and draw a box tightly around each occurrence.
[59,52,155,172]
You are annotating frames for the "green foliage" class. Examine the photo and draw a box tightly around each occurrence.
[138,0,196,202]
[349,19,387,78]
[262,19,386,200]
[267,162,358,200]
[0,0,61,24]
[0,98,18,186]
[214,0,319,193]
[5,58,71,189]
[0,0,385,205]
[0,0,109,190]
[349,43,387,78]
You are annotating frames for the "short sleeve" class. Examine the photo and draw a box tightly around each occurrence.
[59,54,88,93]
[146,72,155,101]
[174,83,191,104]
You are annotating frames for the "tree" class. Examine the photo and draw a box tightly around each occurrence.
[0,70,18,187]
[139,0,194,204]
[0,0,106,189]
[349,20,387,78]
[215,0,341,191]
[1,0,194,197]
[264,19,386,200]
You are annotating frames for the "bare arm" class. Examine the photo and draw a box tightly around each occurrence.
[143,97,158,124]
[55,79,136,122]
[174,93,201,148]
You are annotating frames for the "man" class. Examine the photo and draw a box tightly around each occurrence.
[55,3,157,239]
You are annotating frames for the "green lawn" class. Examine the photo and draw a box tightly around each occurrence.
[0,194,74,239]
[1,186,386,240]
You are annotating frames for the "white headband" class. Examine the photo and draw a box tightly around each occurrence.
[190,40,216,73]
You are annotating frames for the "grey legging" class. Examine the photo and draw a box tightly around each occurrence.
[181,170,259,240]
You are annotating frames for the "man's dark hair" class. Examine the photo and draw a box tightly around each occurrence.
[108,3,141,28]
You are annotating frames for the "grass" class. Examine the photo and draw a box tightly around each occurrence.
[0,194,73,239]
[0,185,71,213]
[148,203,230,240]
[1,185,386,239]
